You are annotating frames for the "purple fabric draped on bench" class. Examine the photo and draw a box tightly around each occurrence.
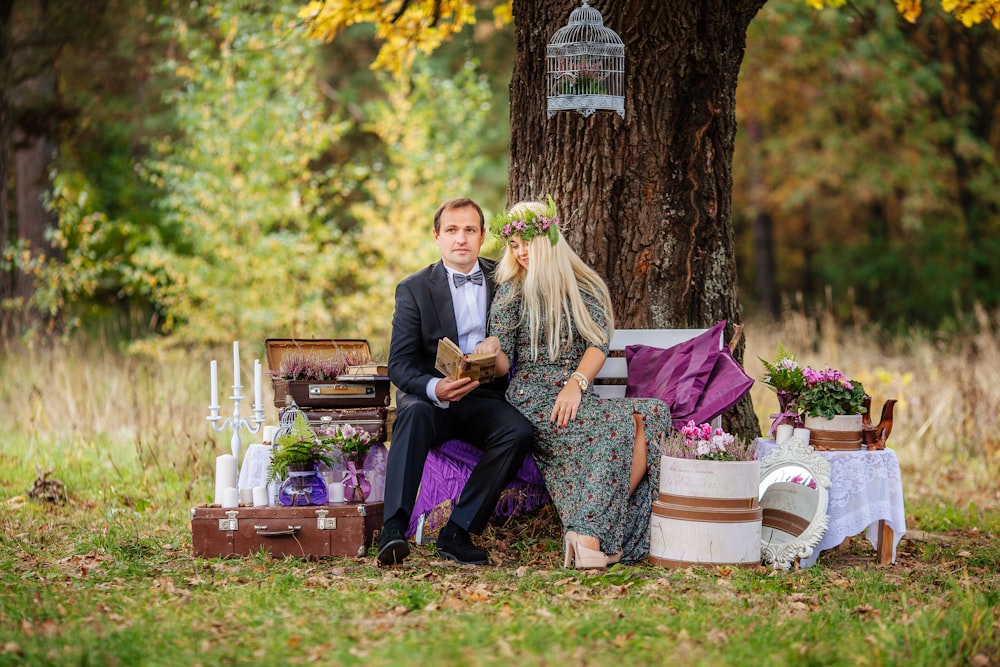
[404,322,754,538]
[406,439,550,538]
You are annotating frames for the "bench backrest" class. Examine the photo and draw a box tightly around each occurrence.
[592,328,717,399]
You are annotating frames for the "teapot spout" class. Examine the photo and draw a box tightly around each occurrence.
[871,399,897,450]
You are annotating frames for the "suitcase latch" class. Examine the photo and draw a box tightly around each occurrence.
[316,509,337,530]
[309,384,374,396]
[355,504,367,517]
[219,510,239,531]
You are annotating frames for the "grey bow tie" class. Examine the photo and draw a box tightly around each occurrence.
[453,270,484,287]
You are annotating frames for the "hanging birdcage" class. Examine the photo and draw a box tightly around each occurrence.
[546,1,625,119]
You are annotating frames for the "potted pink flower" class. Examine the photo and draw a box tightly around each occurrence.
[797,366,866,450]
[651,421,761,568]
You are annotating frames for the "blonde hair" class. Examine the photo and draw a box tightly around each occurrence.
[494,201,614,361]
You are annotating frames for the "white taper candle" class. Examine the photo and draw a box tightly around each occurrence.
[210,359,218,406]
[254,359,262,409]
[233,341,240,387]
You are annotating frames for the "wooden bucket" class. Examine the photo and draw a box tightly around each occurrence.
[805,414,863,450]
[649,456,762,568]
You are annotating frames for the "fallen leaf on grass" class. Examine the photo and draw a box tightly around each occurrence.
[854,604,880,618]
[2,642,21,656]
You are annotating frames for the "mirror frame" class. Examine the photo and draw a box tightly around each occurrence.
[758,437,832,570]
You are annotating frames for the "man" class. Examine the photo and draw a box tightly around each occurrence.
[378,197,534,566]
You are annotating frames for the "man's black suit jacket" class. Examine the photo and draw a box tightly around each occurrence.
[388,257,507,398]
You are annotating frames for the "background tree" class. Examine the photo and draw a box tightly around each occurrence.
[1,0,173,336]
[734,3,1000,329]
[302,0,998,436]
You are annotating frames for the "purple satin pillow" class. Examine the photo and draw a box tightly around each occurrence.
[625,321,753,428]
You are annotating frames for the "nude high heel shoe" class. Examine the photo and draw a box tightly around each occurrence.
[563,531,623,569]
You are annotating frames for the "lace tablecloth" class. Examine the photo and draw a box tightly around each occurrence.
[757,438,906,567]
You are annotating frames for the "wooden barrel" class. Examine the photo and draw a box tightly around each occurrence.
[649,456,762,568]
[805,414,863,450]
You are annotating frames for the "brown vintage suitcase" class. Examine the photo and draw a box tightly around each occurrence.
[298,406,390,443]
[265,338,391,409]
[190,502,383,559]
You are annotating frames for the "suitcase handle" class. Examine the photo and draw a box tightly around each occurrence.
[254,525,301,537]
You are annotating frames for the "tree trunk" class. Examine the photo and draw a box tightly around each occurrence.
[10,0,59,314]
[508,0,765,437]
[0,0,13,317]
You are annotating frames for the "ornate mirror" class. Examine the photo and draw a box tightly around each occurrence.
[758,437,832,570]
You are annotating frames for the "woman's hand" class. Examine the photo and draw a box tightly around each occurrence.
[550,382,582,427]
[474,336,501,355]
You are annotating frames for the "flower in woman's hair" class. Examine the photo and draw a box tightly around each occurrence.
[490,194,561,246]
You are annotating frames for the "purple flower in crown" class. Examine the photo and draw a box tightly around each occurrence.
[490,195,563,246]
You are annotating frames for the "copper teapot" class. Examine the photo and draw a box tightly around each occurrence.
[861,395,897,450]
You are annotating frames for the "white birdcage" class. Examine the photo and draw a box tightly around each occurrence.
[546,1,625,119]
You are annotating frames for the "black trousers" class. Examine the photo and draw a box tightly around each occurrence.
[382,388,534,535]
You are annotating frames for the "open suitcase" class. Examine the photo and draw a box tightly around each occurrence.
[264,338,391,410]
[190,501,383,559]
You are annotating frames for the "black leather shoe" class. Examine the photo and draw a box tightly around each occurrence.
[377,520,410,565]
[436,522,488,565]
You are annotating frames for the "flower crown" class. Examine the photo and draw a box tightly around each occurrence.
[490,194,560,246]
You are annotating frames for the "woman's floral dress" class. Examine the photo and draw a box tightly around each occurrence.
[489,281,669,563]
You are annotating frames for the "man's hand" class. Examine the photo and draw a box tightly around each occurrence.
[435,376,480,403]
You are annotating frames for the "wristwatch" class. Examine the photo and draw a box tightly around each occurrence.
[569,371,589,392]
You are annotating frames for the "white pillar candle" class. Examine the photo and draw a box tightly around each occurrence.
[233,341,241,387]
[252,486,269,507]
[239,487,253,506]
[262,425,278,444]
[214,454,238,504]
[793,427,811,447]
[210,359,219,407]
[253,359,262,409]
[328,482,345,503]
[221,486,240,508]
[775,424,794,445]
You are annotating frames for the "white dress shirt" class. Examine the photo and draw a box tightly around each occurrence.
[426,262,487,406]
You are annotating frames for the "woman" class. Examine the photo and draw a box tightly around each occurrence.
[482,197,669,567]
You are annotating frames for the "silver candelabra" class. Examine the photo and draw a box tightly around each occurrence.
[206,341,266,472]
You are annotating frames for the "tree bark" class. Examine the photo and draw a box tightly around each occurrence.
[0,0,13,315]
[508,0,765,437]
[8,0,59,319]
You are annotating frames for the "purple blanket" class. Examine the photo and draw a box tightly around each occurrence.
[407,439,550,538]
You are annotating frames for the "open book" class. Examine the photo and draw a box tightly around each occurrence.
[435,337,497,383]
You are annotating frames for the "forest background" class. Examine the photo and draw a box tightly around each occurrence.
[1,2,1000,664]
[2,0,998,350]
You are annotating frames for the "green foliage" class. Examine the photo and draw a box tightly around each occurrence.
[735,3,1000,329]
[797,367,867,418]
[136,4,490,350]
[759,344,805,394]
[267,412,335,482]
[136,0,364,346]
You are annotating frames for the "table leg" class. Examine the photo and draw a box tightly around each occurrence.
[876,520,894,565]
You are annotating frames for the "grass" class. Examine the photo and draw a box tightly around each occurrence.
[1,313,999,665]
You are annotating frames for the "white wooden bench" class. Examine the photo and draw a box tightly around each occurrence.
[593,328,714,396]
[411,327,723,542]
